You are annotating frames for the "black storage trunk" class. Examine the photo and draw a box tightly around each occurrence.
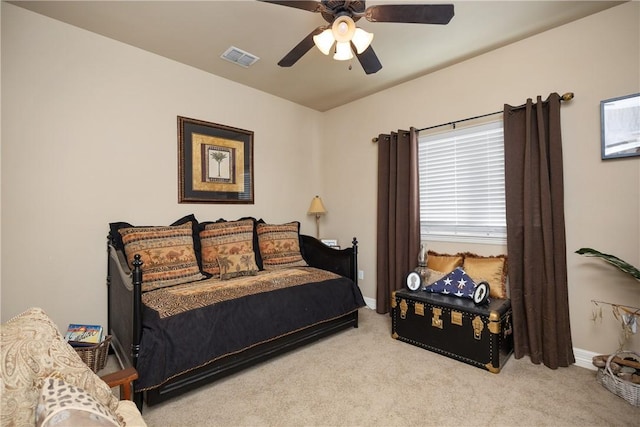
[391,289,513,373]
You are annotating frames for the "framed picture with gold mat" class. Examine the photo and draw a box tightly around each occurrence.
[178,116,254,203]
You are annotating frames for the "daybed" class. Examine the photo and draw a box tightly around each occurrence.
[0,307,146,427]
[107,215,364,407]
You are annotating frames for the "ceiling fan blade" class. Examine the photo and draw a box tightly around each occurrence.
[365,4,454,25]
[278,27,324,67]
[353,44,382,75]
[259,1,324,13]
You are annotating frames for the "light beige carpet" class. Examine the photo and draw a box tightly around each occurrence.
[105,308,639,426]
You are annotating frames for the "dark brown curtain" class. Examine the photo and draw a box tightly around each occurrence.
[503,93,575,368]
[376,128,420,314]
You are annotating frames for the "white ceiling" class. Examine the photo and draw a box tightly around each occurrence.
[11,0,623,111]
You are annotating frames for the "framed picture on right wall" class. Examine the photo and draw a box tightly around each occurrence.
[600,93,640,160]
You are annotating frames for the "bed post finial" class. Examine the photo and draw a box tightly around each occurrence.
[351,237,358,285]
[132,254,143,285]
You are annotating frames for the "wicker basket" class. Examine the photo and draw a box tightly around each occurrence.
[596,350,640,407]
[74,335,111,373]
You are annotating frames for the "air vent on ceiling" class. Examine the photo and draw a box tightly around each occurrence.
[220,46,260,68]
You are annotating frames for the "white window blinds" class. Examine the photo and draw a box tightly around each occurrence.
[418,120,506,243]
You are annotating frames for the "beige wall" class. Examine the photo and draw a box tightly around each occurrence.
[2,2,639,356]
[322,2,639,354]
[1,3,323,327]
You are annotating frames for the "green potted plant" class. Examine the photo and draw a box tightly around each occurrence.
[577,248,640,406]
[576,247,639,350]
[576,248,640,281]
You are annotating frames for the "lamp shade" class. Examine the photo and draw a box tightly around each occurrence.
[351,28,373,54]
[333,41,353,61]
[308,196,327,215]
[313,28,335,55]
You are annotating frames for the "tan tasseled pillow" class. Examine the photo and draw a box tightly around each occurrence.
[424,268,447,286]
[461,253,508,299]
[427,251,464,274]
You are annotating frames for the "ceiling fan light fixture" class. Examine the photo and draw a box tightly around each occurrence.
[333,41,353,61]
[351,28,374,54]
[313,28,335,55]
[331,15,355,43]
[266,1,454,74]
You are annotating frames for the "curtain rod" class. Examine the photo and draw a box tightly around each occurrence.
[371,92,574,143]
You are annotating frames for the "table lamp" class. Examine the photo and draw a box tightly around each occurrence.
[307,196,327,239]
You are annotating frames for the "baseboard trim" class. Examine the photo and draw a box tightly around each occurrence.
[573,347,598,371]
[362,296,600,371]
[363,296,376,310]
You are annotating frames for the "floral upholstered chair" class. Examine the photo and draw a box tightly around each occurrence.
[1,307,146,427]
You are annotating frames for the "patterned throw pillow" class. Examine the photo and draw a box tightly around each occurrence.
[256,222,308,270]
[462,253,508,299]
[109,214,200,254]
[200,219,256,277]
[119,222,205,292]
[427,250,464,274]
[218,253,259,280]
[36,377,120,427]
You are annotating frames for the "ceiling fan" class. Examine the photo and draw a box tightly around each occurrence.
[260,1,454,74]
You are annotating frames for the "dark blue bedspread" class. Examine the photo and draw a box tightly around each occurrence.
[135,268,364,391]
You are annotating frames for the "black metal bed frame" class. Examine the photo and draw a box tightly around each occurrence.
[107,234,359,408]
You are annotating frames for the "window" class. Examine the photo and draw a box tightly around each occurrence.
[418,120,506,244]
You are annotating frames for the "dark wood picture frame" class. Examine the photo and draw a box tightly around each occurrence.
[600,93,640,160]
[178,116,254,203]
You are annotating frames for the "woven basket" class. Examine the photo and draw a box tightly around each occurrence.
[74,335,111,373]
[596,350,640,407]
